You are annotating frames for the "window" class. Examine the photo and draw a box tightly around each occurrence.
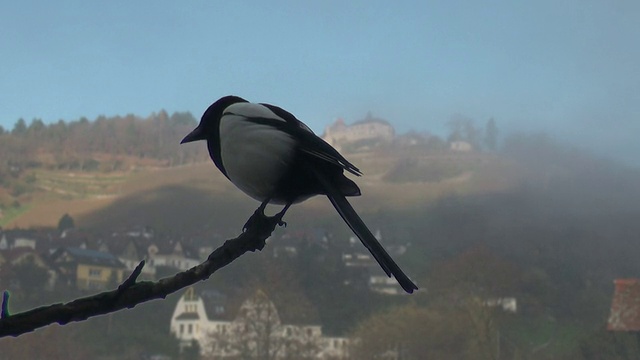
[88,268,102,277]
[188,324,192,334]
[179,324,184,334]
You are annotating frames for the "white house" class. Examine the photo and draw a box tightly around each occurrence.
[170,288,350,359]
[484,297,517,313]
[148,242,200,272]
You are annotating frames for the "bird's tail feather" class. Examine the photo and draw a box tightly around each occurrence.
[309,168,418,294]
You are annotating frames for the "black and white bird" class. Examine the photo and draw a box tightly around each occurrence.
[181,96,418,294]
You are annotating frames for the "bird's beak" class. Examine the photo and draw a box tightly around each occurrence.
[181,127,205,144]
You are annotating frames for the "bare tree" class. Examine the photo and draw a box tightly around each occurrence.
[206,290,322,360]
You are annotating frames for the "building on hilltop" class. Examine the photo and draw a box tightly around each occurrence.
[450,140,473,152]
[322,113,395,151]
[170,287,350,359]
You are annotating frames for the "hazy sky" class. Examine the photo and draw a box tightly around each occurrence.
[1,1,639,165]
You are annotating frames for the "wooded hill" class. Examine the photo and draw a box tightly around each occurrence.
[0,111,205,174]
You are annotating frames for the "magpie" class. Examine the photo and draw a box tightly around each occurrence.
[181,95,418,294]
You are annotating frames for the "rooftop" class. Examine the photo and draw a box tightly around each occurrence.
[55,247,126,268]
[607,279,640,331]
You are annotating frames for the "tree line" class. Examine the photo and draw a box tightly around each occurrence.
[0,111,207,176]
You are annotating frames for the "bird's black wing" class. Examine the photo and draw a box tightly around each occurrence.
[224,103,362,176]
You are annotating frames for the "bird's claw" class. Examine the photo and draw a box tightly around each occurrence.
[243,207,286,232]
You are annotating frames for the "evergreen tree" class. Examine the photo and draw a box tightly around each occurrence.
[57,213,75,232]
[12,118,27,135]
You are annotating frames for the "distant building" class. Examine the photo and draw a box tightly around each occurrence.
[341,232,412,295]
[170,288,350,359]
[450,140,473,152]
[0,247,56,290]
[147,241,200,272]
[608,279,640,331]
[0,229,40,250]
[109,236,155,278]
[484,297,517,313]
[323,114,395,150]
[50,247,126,291]
[369,275,405,295]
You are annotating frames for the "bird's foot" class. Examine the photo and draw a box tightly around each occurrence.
[242,207,287,233]
[242,207,287,252]
[277,217,287,227]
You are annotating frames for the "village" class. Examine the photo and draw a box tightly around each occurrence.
[1,115,639,359]
[0,217,414,359]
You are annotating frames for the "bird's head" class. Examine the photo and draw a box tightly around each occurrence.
[180,95,248,144]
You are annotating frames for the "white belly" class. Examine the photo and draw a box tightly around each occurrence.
[219,117,296,202]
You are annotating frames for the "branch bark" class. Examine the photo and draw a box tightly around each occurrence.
[0,210,282,338]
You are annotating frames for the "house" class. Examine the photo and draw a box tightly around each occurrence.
[607,278,640,331]
[485,297,517,313]
[450,140,473,152]
[13,236,36,250]
[148,241,200,273]
[369,275,405,295]
[107,234,155,278]
[323,115,395,150]
[342,232,412,295]
[170,288,350,359]
[0,229,39,250]
[50,247,126,291]
[0,247,56,290]
[2,247,48,268]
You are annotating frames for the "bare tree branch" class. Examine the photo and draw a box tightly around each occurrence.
[0,211,282,338]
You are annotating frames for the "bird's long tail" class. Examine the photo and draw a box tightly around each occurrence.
[310,168,418,294]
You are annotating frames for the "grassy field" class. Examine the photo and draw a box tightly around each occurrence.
[35,170,129,199]
[4,150,521,232]
[0,204,32,227]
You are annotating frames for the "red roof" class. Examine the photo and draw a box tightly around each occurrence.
[607,279,640,331]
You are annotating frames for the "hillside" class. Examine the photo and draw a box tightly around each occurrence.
[0,109,519,231]
[2,146,519,234]
[4,123,640,358]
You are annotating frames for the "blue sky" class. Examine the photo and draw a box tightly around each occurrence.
[1,1,639,165]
